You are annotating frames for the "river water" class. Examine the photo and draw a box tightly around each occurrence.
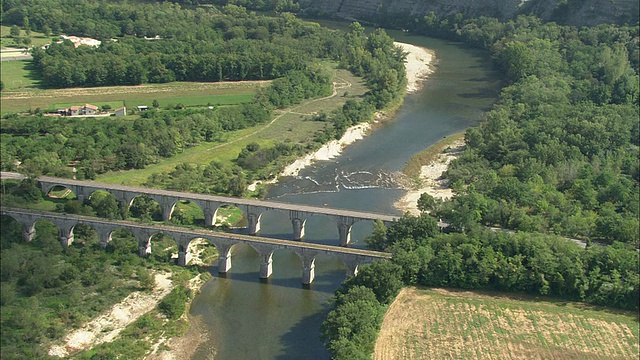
[189,30,501,360]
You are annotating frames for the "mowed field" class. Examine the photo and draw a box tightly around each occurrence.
[0,77,264,114]
[375,287,639,360]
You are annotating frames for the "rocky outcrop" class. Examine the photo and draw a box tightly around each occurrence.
[299,0,639,27]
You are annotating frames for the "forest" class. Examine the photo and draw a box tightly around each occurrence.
[318,11,639,360]
[2,1,639,359]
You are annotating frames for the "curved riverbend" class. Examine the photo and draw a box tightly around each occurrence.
[189,32,501,360]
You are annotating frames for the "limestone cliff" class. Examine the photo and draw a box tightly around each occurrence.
[299,0,639,27]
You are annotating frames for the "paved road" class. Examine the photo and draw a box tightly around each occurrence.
[1,172,399,222]
[1,207,392,259]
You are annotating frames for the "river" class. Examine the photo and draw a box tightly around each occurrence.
[189,29,501,360]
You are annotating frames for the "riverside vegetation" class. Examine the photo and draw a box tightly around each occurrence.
[0,1,408,358]
[313,8,639,360]
[1,1,638,359]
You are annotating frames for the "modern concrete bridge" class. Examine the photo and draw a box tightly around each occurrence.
[1,207,391,285]
[1,172,398,246]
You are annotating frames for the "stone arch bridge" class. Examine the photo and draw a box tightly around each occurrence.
[1,172,398,246]
[1,207,391,285]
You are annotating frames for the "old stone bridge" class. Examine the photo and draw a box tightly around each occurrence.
[1,172,398,246]
[1,207,391,285]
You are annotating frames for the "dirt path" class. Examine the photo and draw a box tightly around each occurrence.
[47,273,175,358]
[207,76,351,152]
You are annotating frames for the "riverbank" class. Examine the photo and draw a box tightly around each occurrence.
[394,134,465,215]
[394,42,435,94]
[249,41,435,190]
[48,272,176,357]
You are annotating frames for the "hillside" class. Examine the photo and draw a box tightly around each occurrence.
[299,0,640,27]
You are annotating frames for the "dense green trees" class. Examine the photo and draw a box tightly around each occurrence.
[361,13,640,245]
[0,215,173,359]
[321,12,638,358]
[1,103,271,179]
[367,213,639,311]
[2,1,343,88]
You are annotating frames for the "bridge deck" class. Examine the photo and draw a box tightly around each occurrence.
[1,207,392,259]
[1,172,398,222]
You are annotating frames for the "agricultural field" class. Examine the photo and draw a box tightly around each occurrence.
[96,66,368,186]
[375,287,639,360]
[0,79,265,114]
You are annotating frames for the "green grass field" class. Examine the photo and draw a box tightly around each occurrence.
[0,60,41,91]
[135,94,255,108]
[1,25,53,49]
[0,80,265,114]
[375,287,639,360]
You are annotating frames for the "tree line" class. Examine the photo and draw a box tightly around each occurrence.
[321,211,639,359]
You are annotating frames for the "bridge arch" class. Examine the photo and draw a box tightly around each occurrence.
[41,183,79,199]
[0,213,37,242]
[103,228,141,255]
[214,204,247,229]
[179,237,214,266]
[255,208,290,238]
[170,200,205,227]
[44,184,78,201]
[347,220,375,247]
[128,194,163,221]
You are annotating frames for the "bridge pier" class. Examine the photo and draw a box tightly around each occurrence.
[177,244,191,266]
[22,223,35,242]
[59,227,74,247]
[247,212,261,235]
[23,229,35,242]
[96,228,113,249]
[292,218,305,240]
[259,251,274,279]
[337,216,358,246]
[160,202,175,221]
[301,256,316,285]
[217,245,233,273]
[342,256,361,278]
[203,208,217,227]
[138,240,151,257]
[338,224,352,246]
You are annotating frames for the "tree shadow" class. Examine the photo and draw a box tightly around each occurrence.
[275,305,332,360]
[22,60,43,88]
